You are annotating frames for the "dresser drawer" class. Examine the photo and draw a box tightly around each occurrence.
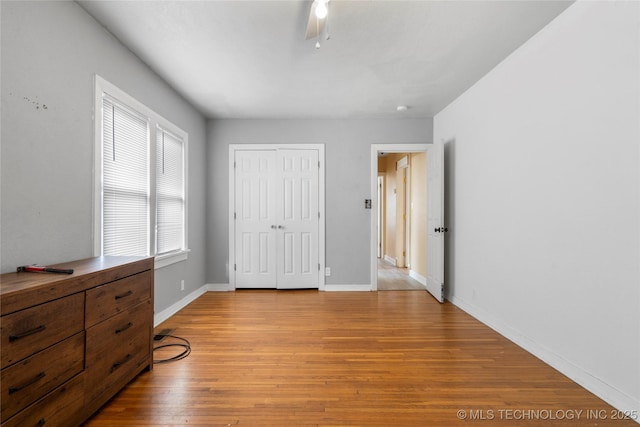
[0,373,84,427]
[85,300,151,402]
[1,293,84,369]
[85,272,151,327]
[1,332,84,421]
[0,256,153,426]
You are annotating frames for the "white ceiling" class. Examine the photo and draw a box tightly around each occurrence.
[78,0,572,119]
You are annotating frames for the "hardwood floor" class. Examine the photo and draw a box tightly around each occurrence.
[85,291,636,426]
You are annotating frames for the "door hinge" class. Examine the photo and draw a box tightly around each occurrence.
[318,161,320,168]
[318,211,320,219]
[234,212,237,220]
[318,263,320,271]
[234,161,236,169]
[234,264,236,271]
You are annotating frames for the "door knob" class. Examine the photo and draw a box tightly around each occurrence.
[278,225,284,229]
[434,227,441,232]
[271,225,277,229]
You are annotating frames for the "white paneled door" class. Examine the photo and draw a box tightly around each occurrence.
[426,141,445,302]
[234,149,320,289]
[234,150,278,288]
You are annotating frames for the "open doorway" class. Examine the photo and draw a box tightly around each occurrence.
[372,145,428,291]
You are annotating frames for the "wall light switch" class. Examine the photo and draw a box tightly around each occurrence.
[325,267,331,277]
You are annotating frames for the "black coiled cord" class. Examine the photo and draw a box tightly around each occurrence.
[153,334,191,364]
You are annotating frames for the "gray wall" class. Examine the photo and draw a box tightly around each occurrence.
[207,119,432,286]
[435,1,639,411]
[0,1,208,314]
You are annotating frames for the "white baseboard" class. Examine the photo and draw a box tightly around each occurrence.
[154,282,373,326]
[207,283,234,291]
[409,270,427,286]
[323,284,373,292]
[154,284,208,327]
[201,283,377,292]
[383,255,396,266]
[449,294,640,423]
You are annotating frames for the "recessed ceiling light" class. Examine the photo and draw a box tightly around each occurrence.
[396,105,408,112]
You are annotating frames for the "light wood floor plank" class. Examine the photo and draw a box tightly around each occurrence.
[85,291,636,426]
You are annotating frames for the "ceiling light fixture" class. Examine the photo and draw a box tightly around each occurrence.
[315,16,321,49]
[315,0,328,19]
[397,105,408,112]
[306,0,330,49]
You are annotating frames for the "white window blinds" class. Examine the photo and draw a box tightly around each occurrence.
[156,128,185,255]
[102,96,149,256]
[96,76,188,266]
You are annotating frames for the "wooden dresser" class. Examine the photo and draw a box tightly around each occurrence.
[0,256,154,427]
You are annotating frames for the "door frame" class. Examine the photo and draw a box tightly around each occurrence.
[229,144,326,290]
[396,156,411,268]
[377,174,384,259]
[370,144,429,291]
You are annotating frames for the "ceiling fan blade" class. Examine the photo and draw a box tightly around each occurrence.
[305,1,326,40]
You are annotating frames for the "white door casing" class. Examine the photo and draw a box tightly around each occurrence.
[426,140,445,302]
[230,145,324,290]
[377,175,384,259]
[370,144,436,294]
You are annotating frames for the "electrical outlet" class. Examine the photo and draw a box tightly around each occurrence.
[325,267,331,277]
[180,279,185,291]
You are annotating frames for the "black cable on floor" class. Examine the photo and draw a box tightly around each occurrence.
[153,334,191,364]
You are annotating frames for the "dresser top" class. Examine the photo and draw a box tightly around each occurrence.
[1,256,153,314]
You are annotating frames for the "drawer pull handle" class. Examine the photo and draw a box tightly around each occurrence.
[111,354,132,372]
[114,290,133,300]
[37,418,46,427]
[9,371,46,394]
[115,322,133,334]
[9,325,46,342]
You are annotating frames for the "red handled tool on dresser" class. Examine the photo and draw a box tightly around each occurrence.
[17,265,74,274]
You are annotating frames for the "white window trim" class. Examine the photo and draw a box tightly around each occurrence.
[93,75,189,269]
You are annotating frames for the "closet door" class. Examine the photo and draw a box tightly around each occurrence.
[233,148,320,289]
[234,150,277,288]
[277,149,319,289]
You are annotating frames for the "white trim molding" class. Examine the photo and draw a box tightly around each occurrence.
[409,270,427,286]
[450,295,640,422]
[207,283,234,292]
[154,284,208,327]
[383,255,397,266]
[323,284,373,292]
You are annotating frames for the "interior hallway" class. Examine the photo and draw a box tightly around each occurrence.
[377,259,425,291]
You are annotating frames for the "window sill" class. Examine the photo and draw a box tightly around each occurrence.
[154,249,190,269]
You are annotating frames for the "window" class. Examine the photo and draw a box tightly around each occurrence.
[102,96,150,256]
[156,127,185,255]
[94,76,188,268]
